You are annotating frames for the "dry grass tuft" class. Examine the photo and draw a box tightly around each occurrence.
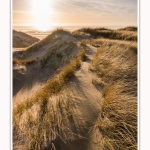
[13,93,74,150]
[117,26,137,32]
[13,58,35,65]
[13,48,86,117]
[74,27,137,41]
[13,47,86,149]
[92,40,137,149]
[23,28,71,55]
[77,48,86,61]
[40,41,76,68]
[92,42,137,82]
[60,65,75,81]
[80,40,87,47]
[92,76,105,88]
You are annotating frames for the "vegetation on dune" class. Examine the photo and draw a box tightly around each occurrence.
[41,41,76,68]
[23,41,39,54]
[87,38,137,55]
[51,28,71,35]
[13,30,40,48]
[78,49,86,61]
[13,48,86,149]
[13,26,137,150]
[13,93,74,150]
[24,28,71,54]
[22,27,137,55]
[91,40,137,149]
[13,58,35,65]
[117,26,137,31]
[80,39,87,47]
[40,45,59,68]
[74,27,137,41]
[14,48,85,115]
[41,28,71,48]
[92,42,137,82]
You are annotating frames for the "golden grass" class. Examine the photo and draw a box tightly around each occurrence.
[13,93,74,150]
[23,28,71,55]
[96,82,137,150]
[13,58,35,65]
[13,27,137,149]
[89,38,136,49]
[74,27,137,41]
[94,44,137,82]
[80,40,87,47]
[78,48,86,61]
[23,41,39,54]
[14,48,86,116]
[92,40,137,149]
[117,26,137,31]
[92,76,105,88]
[13,48,86,149]
[41,41,76,68]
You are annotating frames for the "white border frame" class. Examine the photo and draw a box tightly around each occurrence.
[140,0,150,149]
[0,0,11,149]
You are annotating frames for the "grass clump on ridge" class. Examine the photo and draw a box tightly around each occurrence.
[13,93,74,150]
[117,26,137,31]
[92,40,137,149]
[40,41,76,68]
[13,58,35,65]
[74,27,137,41]
[23,28,71,55]
[78,48,86,61]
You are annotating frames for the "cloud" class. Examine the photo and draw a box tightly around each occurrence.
[53,0,137,15]
[53,0,112,14]
[13,0,137,26]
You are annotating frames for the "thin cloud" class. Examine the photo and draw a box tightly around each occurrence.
[53,0,137,15]
[13,0,137,27]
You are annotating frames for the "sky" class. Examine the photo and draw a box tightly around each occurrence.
[13,0,137,31]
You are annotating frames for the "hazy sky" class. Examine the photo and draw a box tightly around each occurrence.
[13,0,137,30]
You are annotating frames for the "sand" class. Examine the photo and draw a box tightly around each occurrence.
[13,31,104,150]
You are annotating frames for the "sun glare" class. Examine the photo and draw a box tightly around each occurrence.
[35,23,51,32]
[31,0,52,31]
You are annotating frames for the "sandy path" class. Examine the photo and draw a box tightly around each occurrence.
[64,45,103,149]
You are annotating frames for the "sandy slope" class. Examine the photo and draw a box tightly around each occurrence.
[70,45,103,130]
[13,28,137,150]
[51,45,104,150]
[13,32,80,102]
[13,31,104,149]
[13,30,40,48]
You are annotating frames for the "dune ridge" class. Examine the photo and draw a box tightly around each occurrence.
[13,27,137,150]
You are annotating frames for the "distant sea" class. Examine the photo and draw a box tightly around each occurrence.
[13,25,125,40]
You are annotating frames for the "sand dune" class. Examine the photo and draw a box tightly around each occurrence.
[13,30,40,48]
[13,27,137,150]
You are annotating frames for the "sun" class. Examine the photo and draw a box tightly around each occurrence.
[31,0,52,31]
[35,23,51,32]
